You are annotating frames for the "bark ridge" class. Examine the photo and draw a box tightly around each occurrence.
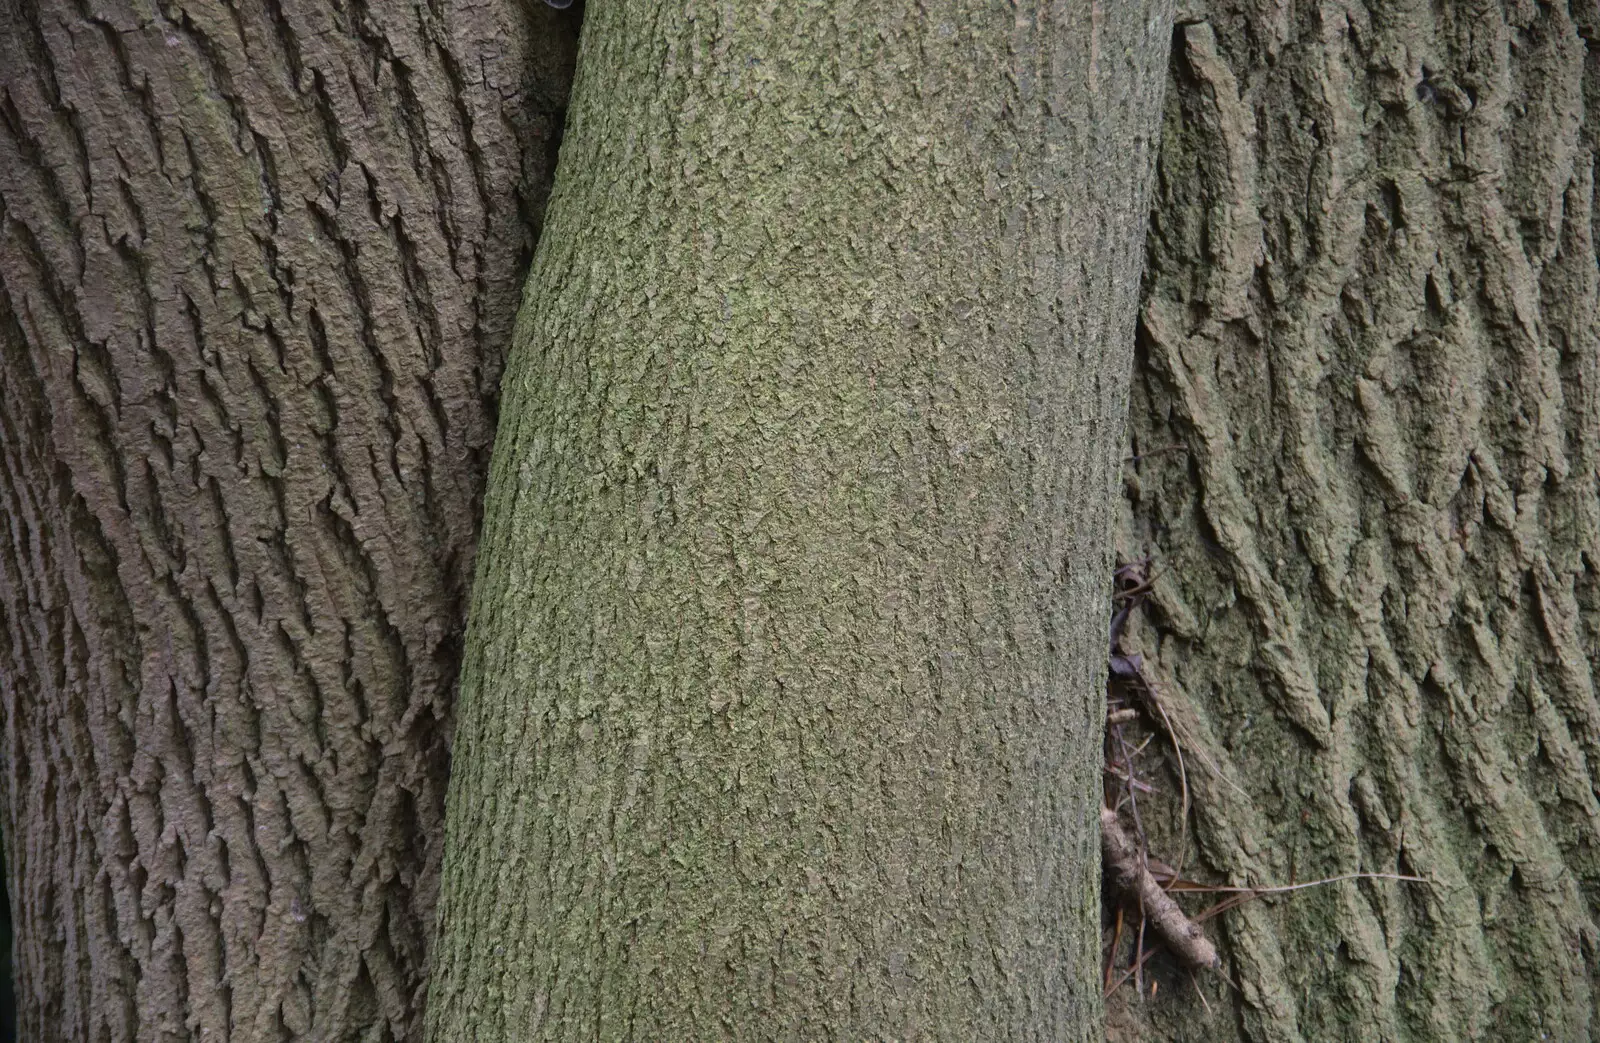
[1118,3,1600,1039]
[0,0,575,1038]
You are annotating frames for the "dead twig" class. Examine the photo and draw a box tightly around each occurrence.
[1108,648,1194,890]
[1140,677,1192,887]
[1166,870,1433,901]
[1100,808,1219,970]
[1103,765,1156,794]
[1124,443,1190,464]
[1141,863,1433,926]
[1103,942,1157,999]
[1104,903,1125,993]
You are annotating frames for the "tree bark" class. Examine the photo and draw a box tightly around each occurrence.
[427,1,1172,1039]
[1112,2,1600,1040]
[0,0,576,1038]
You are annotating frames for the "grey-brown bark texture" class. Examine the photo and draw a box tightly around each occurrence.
[427,1,1172,1039]
[1114,1,1600,1040]
[0,0,576,1038]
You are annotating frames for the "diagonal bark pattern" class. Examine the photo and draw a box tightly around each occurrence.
[0,0,575,1038]
[1119,3,1600,1039]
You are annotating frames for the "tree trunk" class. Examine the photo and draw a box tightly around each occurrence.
[1110,2,1600,1040]
[0,0,576,1038]
[427,1,1172,1039]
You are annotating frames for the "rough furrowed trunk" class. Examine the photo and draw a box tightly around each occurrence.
[1112,2,1600,1040]
[427,1,1171,1039]
[0,0,576,1038]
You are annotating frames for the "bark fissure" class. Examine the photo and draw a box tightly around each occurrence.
[1116,3,1600,1039]
[0,0,578,1038]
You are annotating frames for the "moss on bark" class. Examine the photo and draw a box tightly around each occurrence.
[1110,3,1600,1040]
[428,1,1172,1038]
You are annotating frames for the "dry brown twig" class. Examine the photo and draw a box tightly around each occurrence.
[1103,903,1125,993]
[1101,553,1434,1001]
[1100,808,1220,970]
[1108,560,1193,886]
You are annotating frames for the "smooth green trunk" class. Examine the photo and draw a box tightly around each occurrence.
[428,1,1171,1038]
